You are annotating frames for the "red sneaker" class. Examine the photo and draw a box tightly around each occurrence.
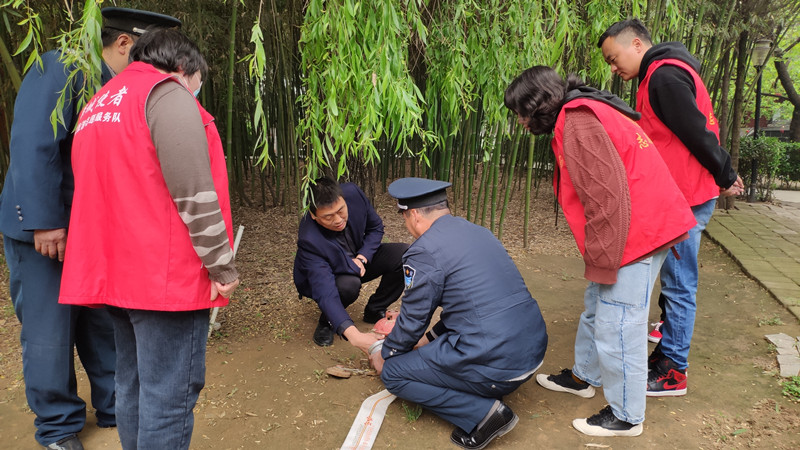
[648,321,663,343]
[647,357,687,397]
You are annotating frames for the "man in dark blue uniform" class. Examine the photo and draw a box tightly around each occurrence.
[293,177,408,351]
[369,177,548,450]
[0,8,180,450]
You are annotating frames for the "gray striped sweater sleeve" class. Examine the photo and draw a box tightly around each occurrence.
[146,81,238,284]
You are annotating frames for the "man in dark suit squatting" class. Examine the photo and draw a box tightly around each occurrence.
[293,177,408,351]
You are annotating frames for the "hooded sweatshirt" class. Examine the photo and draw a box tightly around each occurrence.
[564,84,641,120]
[638,42,738,190]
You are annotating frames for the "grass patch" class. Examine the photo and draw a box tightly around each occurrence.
[757,315,783,327]
[273,328,291,341]
[781,375,800,401]
[401,402,422,423]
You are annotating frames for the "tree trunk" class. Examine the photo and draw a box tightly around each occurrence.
[774,58,800,142]
[226,0,239,201]
[718,48,731,150]
[721,30,750,210]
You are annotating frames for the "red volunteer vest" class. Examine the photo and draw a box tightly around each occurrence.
[637,59,720,206]
[60,62,232,311]
[552,98,696,265]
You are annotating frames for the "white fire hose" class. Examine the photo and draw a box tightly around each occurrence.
[340,340,397,450]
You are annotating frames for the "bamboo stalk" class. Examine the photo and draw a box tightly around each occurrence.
[488,123,502,231]
[226,0,238,196]
[522,135,535,248]
[465,105,479,221]
[497,125,521,240]
[0,33,21,92]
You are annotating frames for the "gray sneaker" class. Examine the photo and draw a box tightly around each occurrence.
[536,368,596,398]
[46,436,84,450]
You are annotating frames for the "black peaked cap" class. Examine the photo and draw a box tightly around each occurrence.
[102,7,181,36]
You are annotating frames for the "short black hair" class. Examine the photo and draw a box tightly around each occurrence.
[597,18,652,48]
[309,177,343,214]
[101,28,129,48]
[504,66,586,135]
[129,28,208,80]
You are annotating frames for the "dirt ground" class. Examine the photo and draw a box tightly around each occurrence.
[1,188,799,450]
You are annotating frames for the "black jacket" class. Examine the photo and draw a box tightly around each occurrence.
[638,42,737,189]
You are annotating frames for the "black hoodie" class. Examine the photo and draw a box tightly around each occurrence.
[564,84,641,121]
[638,42,737,189]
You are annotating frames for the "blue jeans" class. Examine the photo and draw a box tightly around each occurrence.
[381,350,532,432]
[108,307,209,450]
[4,236,116,446]
[572,250,667,424]
[658,198,716,369]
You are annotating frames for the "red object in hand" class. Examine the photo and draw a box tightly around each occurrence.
[372,311,398,337]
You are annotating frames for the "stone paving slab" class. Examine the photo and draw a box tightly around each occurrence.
[777,354,800,377]
[765,333,800,377]
[705,200,800,322]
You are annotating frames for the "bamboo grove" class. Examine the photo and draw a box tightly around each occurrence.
[1,0,799,246]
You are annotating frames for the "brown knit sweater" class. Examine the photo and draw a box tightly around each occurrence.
[562,106,631,284]
[146,81,238,284]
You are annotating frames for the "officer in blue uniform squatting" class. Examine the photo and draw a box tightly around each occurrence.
[0,8,180,450]
[293,177,408,351]
[369,177,549,450]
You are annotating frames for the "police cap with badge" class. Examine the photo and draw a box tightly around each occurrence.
[102,7,181,36]
[388,177,451,211]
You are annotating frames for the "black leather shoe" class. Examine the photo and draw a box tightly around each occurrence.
[450,403,518,450]
[312,322,334,346]
[363,309,385,324]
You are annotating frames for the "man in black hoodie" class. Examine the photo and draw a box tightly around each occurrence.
[597,19,744,398]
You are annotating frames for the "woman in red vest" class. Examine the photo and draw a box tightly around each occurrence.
[61,28,239,449]
[504,66,695,437]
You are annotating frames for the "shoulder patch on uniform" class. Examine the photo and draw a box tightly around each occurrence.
[403,264,415,289]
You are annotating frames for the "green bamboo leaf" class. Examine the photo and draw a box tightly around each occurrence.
[253,102,264,125]
[13,27,32,55]
[337,153,347,176]
[327,96,339,117]
[22,48,37,72]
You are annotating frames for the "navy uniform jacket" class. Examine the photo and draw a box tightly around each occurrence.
[382,214,548,382]
[293,183,383,332]
[0,50,112,242]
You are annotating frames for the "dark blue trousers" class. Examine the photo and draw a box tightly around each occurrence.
[381,350,530,433]
[4,236,116,446]
[108,307,209,450]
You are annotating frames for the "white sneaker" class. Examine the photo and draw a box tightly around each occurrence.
[572,405,643,437]
[536,369,595,398]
